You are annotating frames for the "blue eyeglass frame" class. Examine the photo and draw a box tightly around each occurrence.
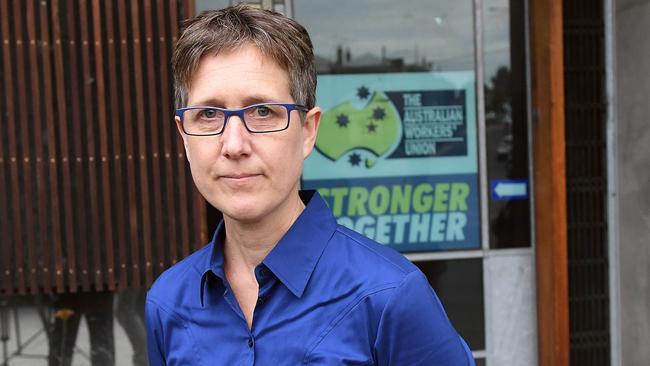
[175,102,309,136]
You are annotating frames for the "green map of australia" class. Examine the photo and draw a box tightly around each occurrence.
[315,91,400,168]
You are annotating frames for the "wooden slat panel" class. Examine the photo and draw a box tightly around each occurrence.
[91,0,116,290]
[25,0,51,293]
[130,0,154,286]
[142,0,165,280]
[193,187,208,250]
[0,131,9,294]
[26,0,52,293]
[39,0,65,293]
[23,0,40,291]
[157,0,178,271]
[51,0,78,292]
[185,0,207,252]
[169,0,191,261]
[116,0,141,288]
[0,0,13,295]
[103,0,129,290]
[21,0,49,294]
[185,0,196,19]
[10,0,30,295]
[1,0,202,294]
[66,0,90,292]
[78,0,104,291]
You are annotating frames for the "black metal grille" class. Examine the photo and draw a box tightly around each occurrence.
[563,0,610,365]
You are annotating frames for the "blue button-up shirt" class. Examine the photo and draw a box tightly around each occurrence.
[146,191,475,365]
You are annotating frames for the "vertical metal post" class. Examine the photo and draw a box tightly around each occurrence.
[474,0,488,254]
[525,0,540,360]
[473,0,490,363]
[604,0,621,364]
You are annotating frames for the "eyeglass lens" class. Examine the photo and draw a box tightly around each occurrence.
[182,104,290,135]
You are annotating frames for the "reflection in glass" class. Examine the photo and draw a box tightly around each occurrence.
[483,0,531,248]
[0,291,147,365]
[195,0,230,12]
[296,0,475,74]
[415,259,485,351]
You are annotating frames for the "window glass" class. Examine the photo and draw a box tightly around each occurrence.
[297,0,474,74]
[415,258,486,351]
[483,0,531,248]
[298,1,481,253]
[196,0,230,11]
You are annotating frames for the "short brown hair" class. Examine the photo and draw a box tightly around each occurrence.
[172,4,316,109]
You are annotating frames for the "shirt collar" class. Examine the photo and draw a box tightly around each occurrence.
[262,190,337,298]
[198,190,337,305]
[198,223,226,307]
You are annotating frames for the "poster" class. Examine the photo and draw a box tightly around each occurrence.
[303,72,480,252]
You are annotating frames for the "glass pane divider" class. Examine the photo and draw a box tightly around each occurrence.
[473,0,489,252]
[406,249,483,262]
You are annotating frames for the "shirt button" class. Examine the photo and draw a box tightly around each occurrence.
[248,338,254,348]
[257,297,265,305]
[259,267,268,277]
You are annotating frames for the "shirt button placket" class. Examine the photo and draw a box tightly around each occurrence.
[246,335,255,366]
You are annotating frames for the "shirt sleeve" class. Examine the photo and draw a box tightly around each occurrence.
[374,270,475,366]
[145,294,167,366]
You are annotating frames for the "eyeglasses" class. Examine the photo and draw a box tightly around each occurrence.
[175,102,309,136]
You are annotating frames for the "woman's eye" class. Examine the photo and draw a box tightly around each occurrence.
[256,106,271,117]
[201,109,217,118]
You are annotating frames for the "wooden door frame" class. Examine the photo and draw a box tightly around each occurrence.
[530,0,570,365]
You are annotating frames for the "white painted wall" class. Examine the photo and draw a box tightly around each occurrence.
[485,249,537,365]
[614,0,650,364]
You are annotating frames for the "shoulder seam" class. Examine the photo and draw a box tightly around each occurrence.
[335,226,412,275]
[147,294,190,325]
[373,270,421,350]
[147,295,204,365]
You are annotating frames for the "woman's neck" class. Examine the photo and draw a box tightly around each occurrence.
[223,193,305,271]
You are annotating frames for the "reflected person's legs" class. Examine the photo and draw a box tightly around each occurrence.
[115,288,148,366]
[48,294,83,366]
[83,291,115,366]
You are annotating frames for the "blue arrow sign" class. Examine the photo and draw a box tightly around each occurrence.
[491,179,529,201]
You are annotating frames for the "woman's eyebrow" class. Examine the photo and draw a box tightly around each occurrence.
[189,94,282,108]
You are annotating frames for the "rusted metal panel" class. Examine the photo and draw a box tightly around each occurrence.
[0,0,205,295]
